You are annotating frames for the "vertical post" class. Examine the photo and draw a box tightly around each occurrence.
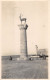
[35,45,38,55]
[18,24,28,60]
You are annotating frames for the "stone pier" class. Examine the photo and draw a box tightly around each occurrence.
[18,23,28,60]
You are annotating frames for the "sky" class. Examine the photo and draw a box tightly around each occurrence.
[2,1,48,56]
